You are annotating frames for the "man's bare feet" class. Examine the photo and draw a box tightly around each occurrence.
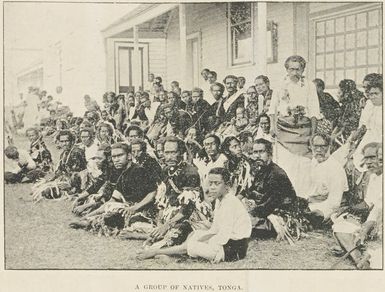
[136,249,157,260]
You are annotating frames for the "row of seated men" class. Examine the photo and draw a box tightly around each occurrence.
[4,123,382,268]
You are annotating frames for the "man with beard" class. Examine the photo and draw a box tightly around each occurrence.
[69,142,158,235]
[331,142,382,269]
[306,133,348,225]
[243,139,296,231]
[147,136,203,248]
[221,136,251,198]
[222,75,245,122]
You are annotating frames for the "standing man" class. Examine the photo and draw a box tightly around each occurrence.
[268,55,321,157]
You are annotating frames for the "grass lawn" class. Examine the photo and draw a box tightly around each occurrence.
[4,136,354,270]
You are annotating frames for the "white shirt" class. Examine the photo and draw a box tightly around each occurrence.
[146,103,159,125]
[84,142,99,161]
[208,191,252,246]
[353,100,382,171]
[359,100,382,133]
[254,127,274,142]
[203,82,216,105]
[365,173,382,224]
[268,76,321,119]
[7,149,36,174]
[308,156,348,218]
[194,154,228,192]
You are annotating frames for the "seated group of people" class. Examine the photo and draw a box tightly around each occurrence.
[4,55,383,268]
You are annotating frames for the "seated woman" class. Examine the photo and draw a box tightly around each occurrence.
[268,55,321,158]
[31,130,87,202]
[137,167,251,263]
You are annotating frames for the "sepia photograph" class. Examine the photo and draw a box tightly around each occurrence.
[3,0,383,272]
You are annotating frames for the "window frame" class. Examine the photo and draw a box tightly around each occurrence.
[227,2,255,68]
[312,5,382,89]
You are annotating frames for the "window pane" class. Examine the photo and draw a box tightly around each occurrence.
[357,13,367,29]
[326,20,334,34]
[356,49,366,66]
[230,2,251,25]
[368,29,379,46]
[325,53,334,69]
[335,52,344,68]
[316,55,324,70]
[316,38,325,52]
[231,22,252,63]
[345,69,355,80]
[346,15,356,31]
[367,66,379,74]
[316,71,324,80]
[356,31,367,48]
[316,21,325,36]
[356,67,367,82]
[335,70,344,83]
[326,37,334,52]
[368,48,379,65]
[335,17,345,33]
[325,70,335,86]
[346,33,355,49]
[368,10,379,27]
[345,51,355,67]
[335,35,344,50]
